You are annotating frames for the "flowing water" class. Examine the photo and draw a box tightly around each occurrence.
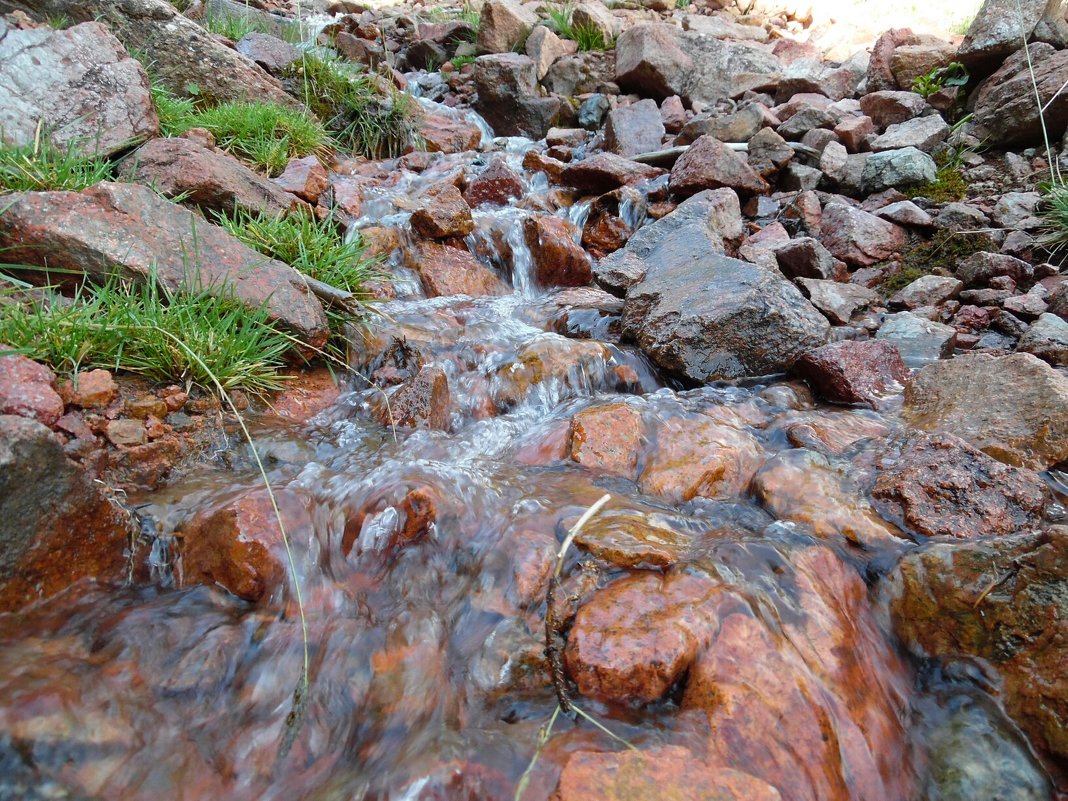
[0,113,1061,801]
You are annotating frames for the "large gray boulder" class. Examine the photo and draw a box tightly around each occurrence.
[0,21,157,157]
[621,252,829,383]
[615,22,781,106]
[0,0,298,106]
[957,0,1068,69]
[972,43,1068,146]
[0,182,329,347]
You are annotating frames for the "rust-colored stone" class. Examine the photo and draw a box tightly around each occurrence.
[0,353,64,427]
[567,402,643,478]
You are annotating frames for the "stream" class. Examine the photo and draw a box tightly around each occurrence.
[0,104,1060,801]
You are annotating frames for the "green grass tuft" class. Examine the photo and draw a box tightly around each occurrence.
[544,2,574,36]
[202,7,304,43]
[879,228,995,295]
[572,22,611,51]
[450,55,476,70]
[215,208,383,297]
[1038,180,1068,252]
[0,277,291,394]
[286,51,419,159]
[0,136,113,192]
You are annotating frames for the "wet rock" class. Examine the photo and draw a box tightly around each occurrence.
[118,137,303,217]
[415,108,483,154]
[870,115,950,152]
[0,354,64,427]
[560,152,666,193]
[522,215,592,288]
[752,449,903,546]
[0,182,328,348]
[0,415,130,612]
[792,340,908,409]
[568,402,644,478]
[473,54,560,138]
[18,0,297,107]
[594,188,741,294]
[771,237,839,280]
[818,202,907,267]
[958,0,1067,69]
[571,509,695,569]
[476,0,538,54]
[622,251,829,383]
[669,135,769,197]
[972,44,1068,146]
[410,185,475,239]
[465,156,524,207]
[889,275,963,310]
[492,336,610,409]
[557,746,782,801]
[268,367,340,423]
[234,32,300,74]
[775,409,891,455]
[859,91,927,129]
[407,242,508,298]
[178,490,305,602]
[797,278,879,325]
[1017,312,1068,365]
[604,99,666,158]
[861,147,938,193]
[876,312,957,366]
[383,365,450,430]
[524,24,576,80]
[903,352,1068,469]
[956,251,1033,287]
[0,21,157,158]
[687,544,914,801]
[564,570,723,704]
[886,526,1068,786]
[639,410,764,502]
[273,155,328,204]
[871,432,1050,539]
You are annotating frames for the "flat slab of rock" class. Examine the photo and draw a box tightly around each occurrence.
[798,278,878,324]
[0,22,157,157]
[0,182,329,347]
[872,432,1050,539]
[406,242,508,298]
[118,137,303,217]
[622,251,829,382]
[560,152,667,193]
[903,352,1068,469]
[876,311,957,366]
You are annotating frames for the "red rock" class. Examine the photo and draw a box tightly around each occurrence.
[866,28,920,92]
[834,115,875,152]
[565,570,724,704]
[381,365,450,430]
[572,509,691,569]
[567,402,643,478]
[557,745,782,801]
[510,531,556,608]
[775,409,891,455]
[118,137,303,216]
[560,152,667,193]
[522,215,591,288]
[273,155,328,203]
[407,241,508,298]
[270,367,340,423]
[521,149,567,182]
[639,410,763,502]
[0,182,329,348]
[58,368,119,409]
[464,156,525,207]
[660,95,687,133]
[492,338,610,409]
[417,110,483,154]
[818,202,907,267]
[871,432,1050,539]
[792,340,909,409]
[410,184,475,239]
[178,489,303,602]
[124,396,169,419]
[0,353,64,427]
[686,545,914,801]
[669,135,769,198]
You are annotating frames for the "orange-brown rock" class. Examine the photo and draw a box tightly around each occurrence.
[0,353,64,427]
[523,214,592,288]
[567,402,644,478]
[407,241,508,298]
[639,410,763,502]
[269,367,341,423]
[556,745,782,801]
[410,184,475,240]
[57,369,119,409]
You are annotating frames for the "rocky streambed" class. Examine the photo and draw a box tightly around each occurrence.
[1,0,1068,799]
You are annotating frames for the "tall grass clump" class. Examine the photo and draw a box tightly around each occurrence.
[286,51,419,159]
[202,6,304,43]
[216,209,383,296]
[0,135,112,192]
[572,22,611,51]
[0,277,291,394]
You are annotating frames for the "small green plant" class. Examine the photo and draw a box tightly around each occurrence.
[675,0,692,8]
[215,208,383,298]
[1037,180,1068,252]
[878,229,995,295]
[0,277,291,393]
[286,52,418,159]
[45,13,71,29]
[158,94,331,175]
[572,22,611,51]
[0,133,112,192]
[911,61,969,99]
[450,55,476,70]
[544,2,574,36]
